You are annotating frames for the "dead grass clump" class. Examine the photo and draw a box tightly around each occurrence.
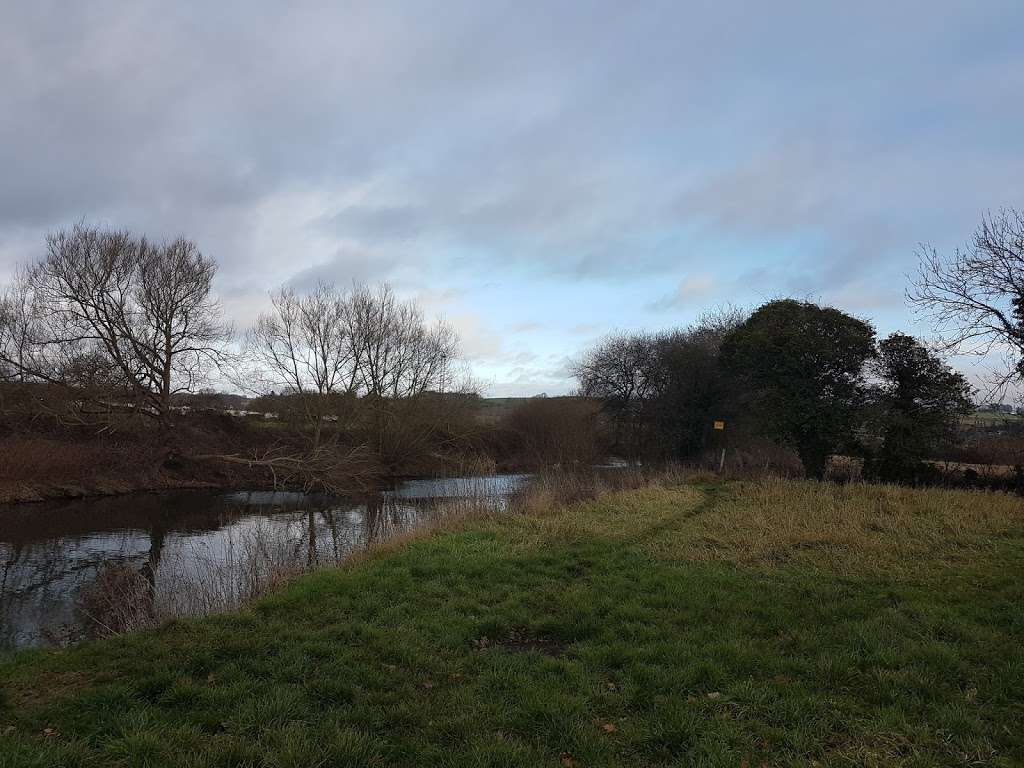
[472,628,567,656]
[511,471,604,516]
[79,563,155,637]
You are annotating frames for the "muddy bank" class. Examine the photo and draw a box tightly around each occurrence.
[0,476,235,505]
[0,428,279,505]
[0,458,274,504]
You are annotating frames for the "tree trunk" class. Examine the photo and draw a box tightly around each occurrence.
[798,442,829,480]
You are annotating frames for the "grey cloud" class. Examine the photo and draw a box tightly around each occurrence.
[2,1,1024,396]
[287,244,406,290]
[5,2,1021,268]
[648,274,716,313]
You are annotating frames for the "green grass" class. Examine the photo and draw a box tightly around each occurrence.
[2,479,1023,767]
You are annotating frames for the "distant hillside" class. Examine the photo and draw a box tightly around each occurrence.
[476,396,595,425]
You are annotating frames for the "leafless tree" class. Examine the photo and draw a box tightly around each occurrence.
[348,283,459,399]
[0,223,229,420]
[346,284,461,460]
[570,331,659,455]
[909,208,1024,393]
[244,281,461,456]
[571,332,659,406]
[0,272,36,383]
[504,396,603,467]
[570,307,748,459]
[245,283,361,447]
[132,236,229,412]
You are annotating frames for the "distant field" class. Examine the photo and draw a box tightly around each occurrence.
[929,459,1018,477]
[474,396,529,424]
[964,410,1024,425]
[475,396,590,424]
[2,477,1022,766]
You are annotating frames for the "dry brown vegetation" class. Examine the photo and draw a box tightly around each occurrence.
[0,411,282,503]
[0,436,160,502]
[676,479,1024,573]
[499,396,605,468]
[504,476,1024,578]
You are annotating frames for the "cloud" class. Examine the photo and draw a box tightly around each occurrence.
[2,1,1023,394]
[287,243,406,290]
[649,273,716,312]
[446,312,504,362]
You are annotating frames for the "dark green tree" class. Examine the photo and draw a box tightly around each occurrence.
[648,307,746,460]
[720,299,876,479]
[865,333,973,482]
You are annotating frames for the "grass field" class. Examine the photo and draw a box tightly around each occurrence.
[963,410,1024,426]
[2,477,1023,767]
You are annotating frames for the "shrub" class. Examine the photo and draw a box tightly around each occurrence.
[502,396,604,468]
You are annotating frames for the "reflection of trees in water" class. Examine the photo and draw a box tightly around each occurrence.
[139,518,166,617]
[289,493,441,568]
[2,482,508,650]
[0,495,439,648]
[0,531,148,647]
[363,495,429,547]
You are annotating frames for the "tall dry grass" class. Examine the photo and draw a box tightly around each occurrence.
[509,464,695,516]
[569,475,1024,577]
[498,473,1024,577]
[650,477,1024,575]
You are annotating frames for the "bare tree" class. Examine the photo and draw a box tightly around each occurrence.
[571,332,658,406]
[0,223,229,420]
[245,283,360,447]
[503,396,602,467]
[0,272,37,383]
[346,284,461,461]
[348,284,459,399]
[570,307,747,460]
[570,331,658,456]
[909,208,1024,393]
[132,236,229,413]
[245,282,460,457]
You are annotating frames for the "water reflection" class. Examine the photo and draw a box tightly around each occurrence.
[0,474,530,650]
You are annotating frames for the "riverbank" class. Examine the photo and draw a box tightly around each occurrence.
[2,477,1023,766]
[0,415,526,505]
[0,418,289,505]
[0,435,273,504]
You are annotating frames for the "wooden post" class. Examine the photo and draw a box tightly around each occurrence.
[713,420,726,474]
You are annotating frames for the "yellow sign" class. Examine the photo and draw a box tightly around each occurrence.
[713,420,725,431]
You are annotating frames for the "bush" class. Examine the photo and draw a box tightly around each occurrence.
[502,397,604,468]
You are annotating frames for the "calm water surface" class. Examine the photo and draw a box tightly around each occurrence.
[0,474,530,650]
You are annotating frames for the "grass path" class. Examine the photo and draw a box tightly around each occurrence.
[1,480,1022,767]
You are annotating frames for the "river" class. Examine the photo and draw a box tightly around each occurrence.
[0,474,531,651]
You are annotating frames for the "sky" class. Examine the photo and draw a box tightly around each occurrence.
[2,1,1023,397]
